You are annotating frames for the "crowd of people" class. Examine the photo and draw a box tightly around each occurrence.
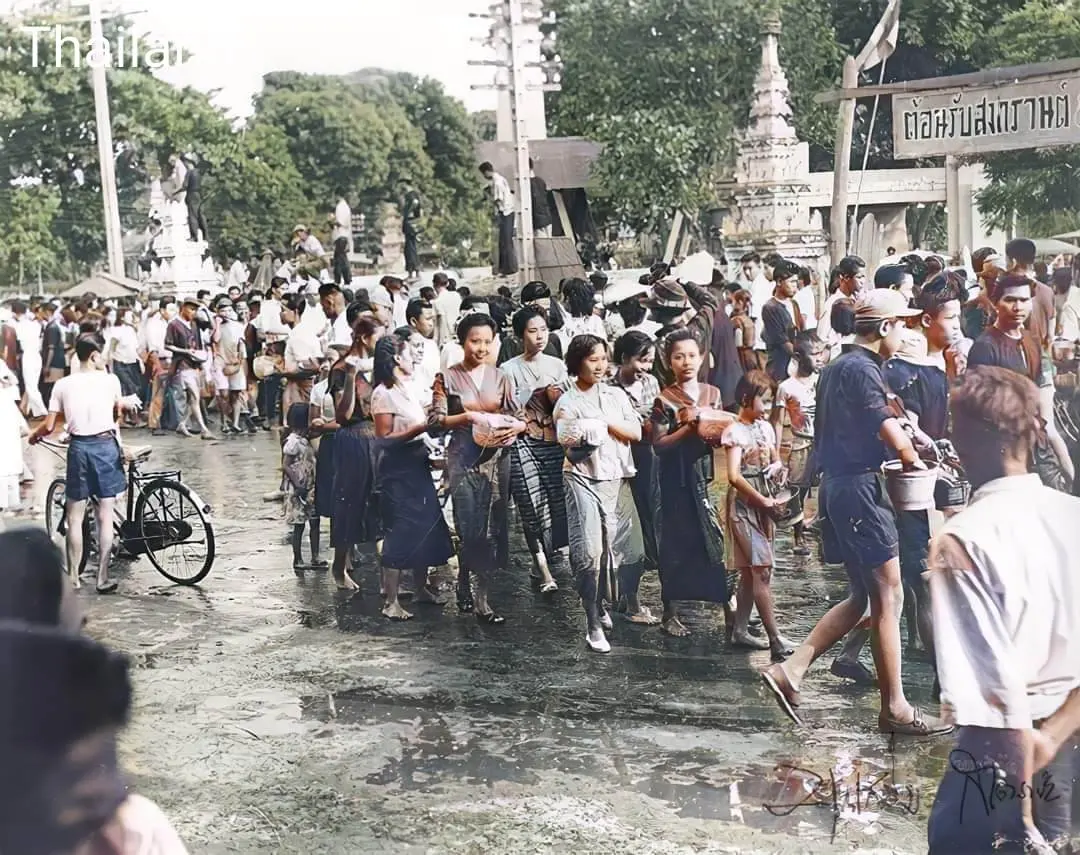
[5,233,1080,852]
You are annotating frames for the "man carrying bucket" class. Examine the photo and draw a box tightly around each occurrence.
[760,289,954,738]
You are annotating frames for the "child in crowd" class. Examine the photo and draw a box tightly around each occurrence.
[282,403,324,572]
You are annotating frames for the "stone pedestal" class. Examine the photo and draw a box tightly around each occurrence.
[145,179,221,298]
[718,18,828,278]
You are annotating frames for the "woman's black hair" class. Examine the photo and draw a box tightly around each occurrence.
[0,528,66,626]
[564,334,607,376]
[374,330,411,388]
[488,294,515,330]
[512,305,547,339]
[613,329,654,365]
[662,327,699,361]
[282,293,306,318]
[456,312,498,345]
[286,402,309,433]
[617,298,646,328]
[562,278,596,318]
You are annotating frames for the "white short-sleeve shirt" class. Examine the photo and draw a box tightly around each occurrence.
[49,370,121,436]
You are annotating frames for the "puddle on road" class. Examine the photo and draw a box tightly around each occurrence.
[299,693,933,847]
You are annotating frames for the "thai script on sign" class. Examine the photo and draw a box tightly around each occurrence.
[901,93,1072,144]
[891,75,1080,157]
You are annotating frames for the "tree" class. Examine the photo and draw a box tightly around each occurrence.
[975,0,1080,233]
[0,184,63,286]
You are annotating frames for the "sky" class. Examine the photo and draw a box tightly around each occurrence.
[4,0,498,117]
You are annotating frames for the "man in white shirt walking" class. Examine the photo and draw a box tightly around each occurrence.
[927,366,1080,854]
[431,272,461,347]
[12,301,47,418]
[480,161,518,276]
[29,336,141,594]
[818,255,868,360]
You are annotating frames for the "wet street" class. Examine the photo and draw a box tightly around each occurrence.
[24,431,947,854]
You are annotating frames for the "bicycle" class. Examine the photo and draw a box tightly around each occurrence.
[41,438,216,585]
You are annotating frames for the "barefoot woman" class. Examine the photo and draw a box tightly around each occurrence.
[650,329,732,637]
[371,329,454,620]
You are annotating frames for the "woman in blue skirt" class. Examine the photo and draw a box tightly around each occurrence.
[371,330,454,620]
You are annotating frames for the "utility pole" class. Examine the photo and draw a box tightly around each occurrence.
[87,0,125,277]
[506,0,535,282]
[470,0,560,286]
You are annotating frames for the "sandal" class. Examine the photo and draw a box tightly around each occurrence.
[623,607,661,626]
[539,579,558,594]
[476,611,505,625]
[760,665,803,726]
[96,581,119,595]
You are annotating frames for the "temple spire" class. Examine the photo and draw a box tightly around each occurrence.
[747,15,796,142]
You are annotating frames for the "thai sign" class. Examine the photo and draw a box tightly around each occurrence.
[892,74,1080,158]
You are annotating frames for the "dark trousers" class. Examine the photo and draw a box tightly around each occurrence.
[257,376,282,425]
[186,192,209,243]
[332,237,352,285]
[929,725,1076,853]
[496,213,518,276]
[403,223,419,274]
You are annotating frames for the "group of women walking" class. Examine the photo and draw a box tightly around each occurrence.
[296,294,810,660]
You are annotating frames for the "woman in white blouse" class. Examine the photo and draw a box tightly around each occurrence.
[371,330,454,620]
[554,333,642,653]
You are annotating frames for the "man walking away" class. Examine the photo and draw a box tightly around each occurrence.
[12,301,46,418]
[480,161,518,276]
[28,336,141,593]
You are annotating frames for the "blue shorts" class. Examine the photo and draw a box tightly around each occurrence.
[66,435,126,502]
[819,471,899,592]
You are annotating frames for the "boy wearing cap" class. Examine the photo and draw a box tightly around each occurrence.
[762,289,953,738]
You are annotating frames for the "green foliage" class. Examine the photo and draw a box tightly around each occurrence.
[0,184,64,286]
[976,0,1080,233]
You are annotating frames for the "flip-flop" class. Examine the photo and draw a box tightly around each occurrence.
[96,581,119,595]
[623,608,661,626]
[539,579,558,594]
[761,667,803,726]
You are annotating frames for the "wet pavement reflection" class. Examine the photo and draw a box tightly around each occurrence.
[29,431,946,853]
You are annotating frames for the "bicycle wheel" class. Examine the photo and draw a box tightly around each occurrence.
[45,479,96,575]
[134,478,215,585]
[45,478,67,539]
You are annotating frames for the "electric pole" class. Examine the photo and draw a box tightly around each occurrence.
[470,0,560,286]
[86,0,125,277]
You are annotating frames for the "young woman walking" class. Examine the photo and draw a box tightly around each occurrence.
[723,371,796,660]
[430,313,525,624]
[651,329,732,637]
[554,334,643,652]
[501,306,569,593]
[372,330,454,620]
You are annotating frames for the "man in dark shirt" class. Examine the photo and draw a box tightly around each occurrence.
[180,155,209,244]
[762,289,951,738]
[529,159,554,237]
[761,259,803,383]
[165,299,214,439]
[40,303,66,406]
[709,282,743,409]
[969,271,1074,487]
[646,278,718,387]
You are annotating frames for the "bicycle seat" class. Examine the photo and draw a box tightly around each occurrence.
[123,445,153,464]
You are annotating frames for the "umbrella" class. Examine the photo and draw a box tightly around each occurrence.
[58,272,142,299]
[1033,238,1080,257]
[1051,229,1080,242]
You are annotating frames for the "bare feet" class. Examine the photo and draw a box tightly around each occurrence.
[731,629,770,650]
[661,616,691,637]
[382,601,413,620]
[334,573,360,592]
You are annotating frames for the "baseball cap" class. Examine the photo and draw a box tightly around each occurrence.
[854,289,920,321]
